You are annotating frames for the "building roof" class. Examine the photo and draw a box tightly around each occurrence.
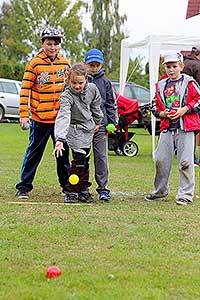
[186,0,200,19]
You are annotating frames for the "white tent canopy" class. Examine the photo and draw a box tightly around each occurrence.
[120,33,200,158]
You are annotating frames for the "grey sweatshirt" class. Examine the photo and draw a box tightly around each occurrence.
[55,82,103,152]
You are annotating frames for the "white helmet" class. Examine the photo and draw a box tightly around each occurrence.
[41,27,63,39]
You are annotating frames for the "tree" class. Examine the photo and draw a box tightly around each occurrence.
[127,57,149,89]
[84,0,127,74]
[0,0,85,79]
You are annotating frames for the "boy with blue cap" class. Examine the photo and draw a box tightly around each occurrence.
[84,48,116,201]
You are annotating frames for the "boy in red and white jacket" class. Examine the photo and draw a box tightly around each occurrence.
[145,52,200,205]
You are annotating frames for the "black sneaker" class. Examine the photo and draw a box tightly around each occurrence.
[145,193,167,201]
[64,192,79,203]
[78,191,94,203]
[15,190,29,199]
[98,191,110,202]
[176,198,189,205]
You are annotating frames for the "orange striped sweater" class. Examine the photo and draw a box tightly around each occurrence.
[20,50,70,123]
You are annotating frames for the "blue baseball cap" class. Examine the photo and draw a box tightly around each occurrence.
[85,48,104,64]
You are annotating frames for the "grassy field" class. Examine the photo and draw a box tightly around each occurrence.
[0,123,200,300]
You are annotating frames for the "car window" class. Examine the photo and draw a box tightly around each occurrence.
[0,82,18,94]
[134,86,150,104]
[0,83,3,93]
[111,82,137,99]
[112,83,118,94]
[124,86,135,99]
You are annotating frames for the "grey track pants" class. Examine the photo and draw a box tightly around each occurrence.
[92,130,109,192]
[152,129,195,201]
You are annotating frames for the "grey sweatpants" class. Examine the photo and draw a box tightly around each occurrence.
[152,129,195,202]
[92,130,109,192]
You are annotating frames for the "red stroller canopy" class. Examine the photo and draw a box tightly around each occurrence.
[117,94,140,124]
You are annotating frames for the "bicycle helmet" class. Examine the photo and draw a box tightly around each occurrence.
[41,27,63,39]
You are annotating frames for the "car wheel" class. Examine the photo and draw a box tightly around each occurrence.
[0,106,5,121]
[114,146,124,156]
[122,141,138,157]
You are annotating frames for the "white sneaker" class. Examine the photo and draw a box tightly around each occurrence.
[176,198,188,205]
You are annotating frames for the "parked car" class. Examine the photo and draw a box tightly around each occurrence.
[111,80,150,106]
[0,78,21,121]
[111,80,160,135]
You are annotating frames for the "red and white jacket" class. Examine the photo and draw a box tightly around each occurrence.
[151,74,200,132]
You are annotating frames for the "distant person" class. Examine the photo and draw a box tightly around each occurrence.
[84,48,116,202]
[54,63,102,203]
[183,44,200,166]
[183,44,200,84]
[145,52,200,206]
[16,27,70,199]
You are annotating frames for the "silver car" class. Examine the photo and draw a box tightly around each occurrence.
[0,78,22,121]
[111,80,160,135]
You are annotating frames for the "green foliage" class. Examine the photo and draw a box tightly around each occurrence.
[85,0,127,74]
[0,0,85,79]
[159,59,167,79]
[126,57,149,88]
[0,64,13,79]
[0,63,25,81]
[60,0,88,62]
[0,0,150,87]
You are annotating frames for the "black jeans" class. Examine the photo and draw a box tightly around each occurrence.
[16,120,70,192]
[65,148,91,193]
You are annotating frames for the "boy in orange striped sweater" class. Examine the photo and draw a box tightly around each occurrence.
[16,27,70,199]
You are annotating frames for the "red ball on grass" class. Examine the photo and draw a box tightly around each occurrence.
[46,266,61,279]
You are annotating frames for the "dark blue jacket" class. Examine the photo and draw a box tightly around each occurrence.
[88,70,116,131]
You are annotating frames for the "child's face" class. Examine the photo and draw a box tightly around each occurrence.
[69,73,86,93]
[164,61,184,80]
[42,38,60,58]
[85,62,102,75]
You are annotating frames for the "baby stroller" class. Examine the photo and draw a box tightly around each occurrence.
[108,94,141,157]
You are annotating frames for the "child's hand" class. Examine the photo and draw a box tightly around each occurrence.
[95,124,100,131]
[176,106,189,117]
[159,109,169,118]
[167,108,179,119]
[167,107,188,120]
[20,117,30,130]
[54,141,65,157]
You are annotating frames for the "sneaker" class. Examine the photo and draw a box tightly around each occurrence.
[176,198,189,205]
[61,189,65,196]
[99,191,111,202]
[64,192,79,203]
[78,191,94,203]
[145,193,167,201]
[15,190,29,199]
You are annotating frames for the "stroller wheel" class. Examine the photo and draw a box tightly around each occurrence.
[114,146,124,156]
[122,141,138,157]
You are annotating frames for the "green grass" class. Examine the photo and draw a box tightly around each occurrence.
[0,123,200,300]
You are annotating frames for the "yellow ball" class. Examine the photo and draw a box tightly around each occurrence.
[69,174,79,185]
